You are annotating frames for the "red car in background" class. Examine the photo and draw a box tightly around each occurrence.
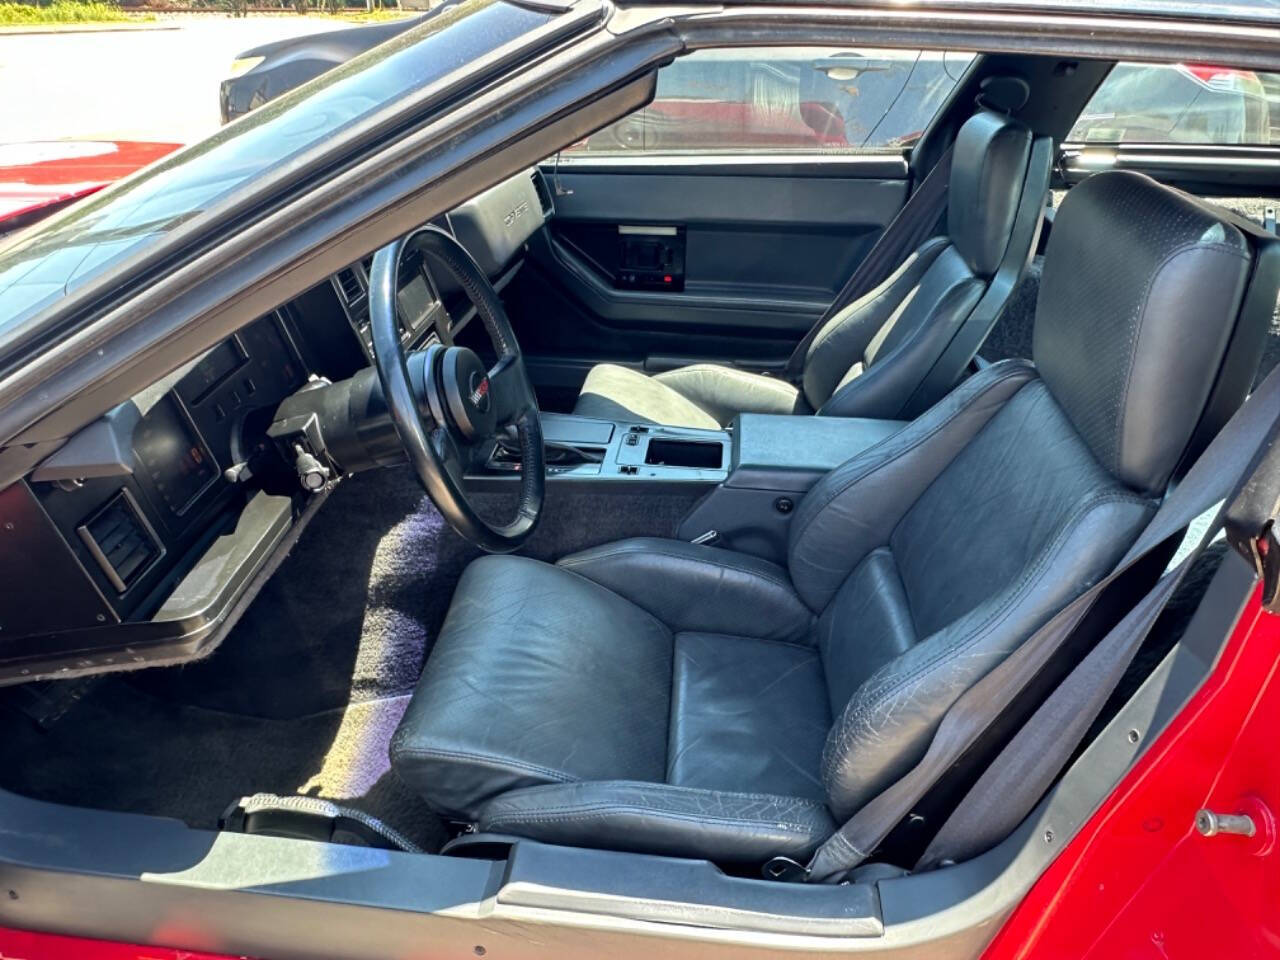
[0,140,182,237]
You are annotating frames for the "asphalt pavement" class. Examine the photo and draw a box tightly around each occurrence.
[0,16,348,145]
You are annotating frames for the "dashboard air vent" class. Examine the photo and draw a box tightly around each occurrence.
[334,266,364,305]
[531,169,554,217]
[77,490,163,594]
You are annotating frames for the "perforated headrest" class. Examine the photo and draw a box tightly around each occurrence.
[1033,171,1252,494]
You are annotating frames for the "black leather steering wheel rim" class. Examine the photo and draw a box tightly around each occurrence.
[368,226,544,553]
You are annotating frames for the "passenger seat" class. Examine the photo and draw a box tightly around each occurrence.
[573,110,1042,429]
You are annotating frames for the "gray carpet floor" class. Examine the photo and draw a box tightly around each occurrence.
[0,466,703,849]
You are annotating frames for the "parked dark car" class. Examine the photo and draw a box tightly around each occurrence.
[1068,62,1273,143]
[219,12,430,123]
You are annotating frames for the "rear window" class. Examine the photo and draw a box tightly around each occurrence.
[566,47,974,156]
[1070,63,1279,144]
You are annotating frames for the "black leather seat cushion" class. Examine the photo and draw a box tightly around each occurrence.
[574,362,810,429]
[391,542,837,862]
[391,556,671,816]
[668,632,829,803]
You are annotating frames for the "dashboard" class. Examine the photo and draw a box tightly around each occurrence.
[0,167,552,683]
[330,238,454,361]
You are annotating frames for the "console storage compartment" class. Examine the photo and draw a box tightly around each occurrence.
[644,439,724,469]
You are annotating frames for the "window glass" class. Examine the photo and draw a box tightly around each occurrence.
[1070,63,1279,144]
[566,48,973,156]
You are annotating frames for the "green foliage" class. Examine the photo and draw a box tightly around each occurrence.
[0,0,406,22]
[0,0,137,23]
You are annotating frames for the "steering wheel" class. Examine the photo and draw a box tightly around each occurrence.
[368,226,544,553]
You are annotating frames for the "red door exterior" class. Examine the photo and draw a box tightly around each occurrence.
[984,587,1280,959]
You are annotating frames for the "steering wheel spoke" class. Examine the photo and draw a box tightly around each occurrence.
[368,226,545,553]
[432,426,469,490]
[488,353,536,427]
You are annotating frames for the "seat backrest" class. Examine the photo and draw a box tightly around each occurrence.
[786,170,1253,820]
[800,111,1035,421]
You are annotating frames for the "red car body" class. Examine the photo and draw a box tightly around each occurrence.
[0,141,182,235]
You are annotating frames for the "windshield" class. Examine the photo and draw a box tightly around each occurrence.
[683,0,1280,18]
[0,0,554,349]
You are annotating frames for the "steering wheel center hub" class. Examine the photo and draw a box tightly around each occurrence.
[368,225,543,553]
[440,346,497,441]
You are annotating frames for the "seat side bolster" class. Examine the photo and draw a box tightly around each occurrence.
[821,489,1154,819]
[558,537,814,644]
[788,360,1037,612]
[802,236,951,409]
[818,271,985,420]
[477,780,836,864]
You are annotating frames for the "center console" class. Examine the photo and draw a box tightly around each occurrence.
[480,413,732,486]
[474,411,907,565]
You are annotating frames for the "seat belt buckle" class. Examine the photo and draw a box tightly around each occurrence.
[1227,516,1279,616]
[1224,432,1280,615]
[1257,523,1280,614]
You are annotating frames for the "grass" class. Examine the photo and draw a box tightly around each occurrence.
[327,8,413,20]
[0,0,414,25]
[0,0,148,24]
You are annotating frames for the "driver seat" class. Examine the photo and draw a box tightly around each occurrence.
[391,172,1252,864]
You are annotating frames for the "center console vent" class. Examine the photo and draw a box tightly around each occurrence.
[531,168,554,218]
[333,266,365,307]
[76,490,164,594]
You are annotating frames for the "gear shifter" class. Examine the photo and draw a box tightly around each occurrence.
[493,428,603,466]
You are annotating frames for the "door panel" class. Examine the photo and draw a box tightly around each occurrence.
[506,160,909,406]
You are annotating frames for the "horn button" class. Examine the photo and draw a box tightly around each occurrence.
[440,346,498,441]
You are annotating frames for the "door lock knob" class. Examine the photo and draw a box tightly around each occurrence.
[1195,808,1257,838]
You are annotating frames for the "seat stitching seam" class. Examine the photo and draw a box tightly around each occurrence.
[675,632,819,654]
[559,550,798,595]
[484,806,827,835]
[393,747,578,783]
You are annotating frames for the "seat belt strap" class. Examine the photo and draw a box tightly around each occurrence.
[916,519,1204,868]
[781,145,955,382]
[805,361,1280,882]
